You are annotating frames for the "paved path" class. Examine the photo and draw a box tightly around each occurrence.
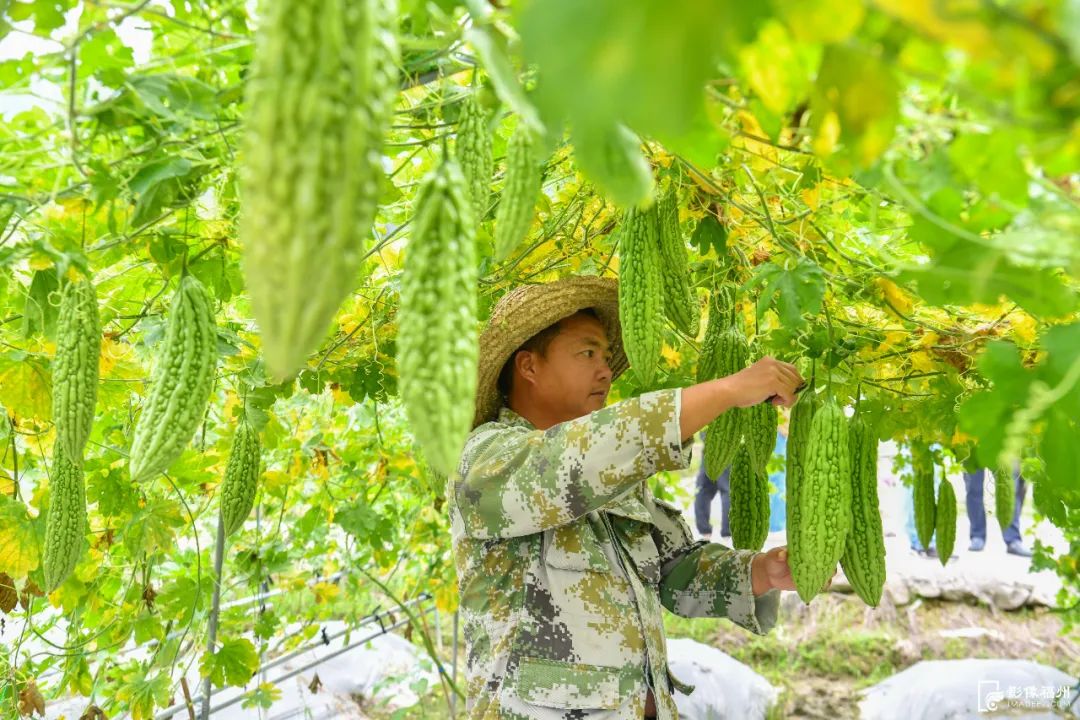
[670,441,1065,609]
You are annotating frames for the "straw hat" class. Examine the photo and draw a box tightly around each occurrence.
[473,275,628,429]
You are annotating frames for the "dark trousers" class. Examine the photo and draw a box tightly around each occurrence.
[963,468,1025,545]
[694,463,730,536]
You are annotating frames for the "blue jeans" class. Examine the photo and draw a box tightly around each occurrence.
[694,464,730,536]
[964,468,1025,545]
[694,432,788,536]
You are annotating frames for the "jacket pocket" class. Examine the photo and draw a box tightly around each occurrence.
[542,519,611,573]
[514,656,622,710]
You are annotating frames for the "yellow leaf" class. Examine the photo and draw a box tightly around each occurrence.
[222,391,240,423]
[0,498,40,577]
[660,344,682,369]
[0,357,52,422]
[262,469,292,495]
[734,111,779,165]
[331,386,351,405]
[435,582,459,613]
[1010,312,1038,344]
[875,330,908,353]
[311,581,340,604]
[916,331,939,348]
[909,350,935,372]
[951,428,973,445]
[875,277,914,316]
[813,110,841,158]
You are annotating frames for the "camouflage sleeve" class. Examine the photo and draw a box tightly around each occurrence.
[657,546,780,634]
[454,388,693,539]
[647,491,779,635]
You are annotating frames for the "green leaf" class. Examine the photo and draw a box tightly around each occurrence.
[957,341,1031,467]
[810,44,899,170]
[0,494,40,578]
[775,0,865,42]
[115,663,171,720]
[947,130,1030,208]
[899,245,1076,318]
[690,214,727,256]
[241,683,283,710]
[1038,409,1080,522]
[200,637,259,688]
[7,0,68,33]
[79,28,135,89]
[22,268,58,339]
[123,498,185,556]
[520,0,766,141]
[739,20,817,116]
[570,122,653,208]
[128,157,195,227]
[465,28,543,135]
[747,259,825,328]
[127,74,219,122]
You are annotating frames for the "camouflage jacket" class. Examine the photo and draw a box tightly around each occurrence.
[448,388,780,720]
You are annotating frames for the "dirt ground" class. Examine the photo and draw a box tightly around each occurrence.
[685,591,1080,719]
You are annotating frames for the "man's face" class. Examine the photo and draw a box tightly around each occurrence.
[524,313,613,421]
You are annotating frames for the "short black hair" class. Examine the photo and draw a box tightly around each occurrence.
[496,308,601,400]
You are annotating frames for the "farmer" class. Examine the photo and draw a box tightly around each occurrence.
[447,276,809,720]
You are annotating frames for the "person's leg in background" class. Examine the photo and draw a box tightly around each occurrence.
[694,462,718,540]
[1003,468,1032,557]
[964,468,987,551]
[716,466,731,538]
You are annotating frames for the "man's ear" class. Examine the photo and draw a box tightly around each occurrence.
[516,350,537,385]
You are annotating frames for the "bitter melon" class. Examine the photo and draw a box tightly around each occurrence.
[791,398,851,603]
[456,92,493,221]
[52,277,100,464]
[994,466,1014,532]
[397,156,478,476]
[220,419,261,538]
[744,349,778,474]
[656,188,699,337]
[695,286,735,383]
[912,448,937,551]
[703,327,749,478]
[729,443,769,551]
[43,444,86,592]
[129,275,217,483]
[239,0,400,381]
[618,202,663,387]
[785,383,818,583]
[936,478,957,567]
[839,411,886,606]
[493,122,543,262]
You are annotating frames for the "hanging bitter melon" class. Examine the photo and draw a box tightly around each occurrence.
[220,419,261,538]
[43,444,86,592]
[239,0,400,381]
[618,203,664,387]
[656,188,699,337]
[791,398,851,603]
[397,155,478,477]
[129,275,217,483]
[729,443,770,551]
[839,411,886,606]
[52,277,100,464]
